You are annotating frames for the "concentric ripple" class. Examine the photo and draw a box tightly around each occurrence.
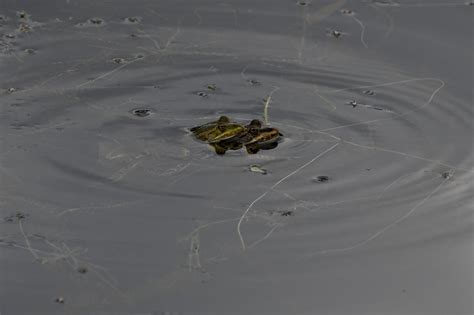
[1,1,472,312]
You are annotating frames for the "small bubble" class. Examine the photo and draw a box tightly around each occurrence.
[5,34,15,39]
[197,91,208,97]
[54,297,65,304]
[131,108,152,117]
[6,87,17,93]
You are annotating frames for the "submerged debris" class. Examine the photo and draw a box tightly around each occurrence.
[190,116,283,155]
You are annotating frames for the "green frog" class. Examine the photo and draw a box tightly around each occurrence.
[210,119,262,155]
[244,127,283,154]
[190,116,231,142]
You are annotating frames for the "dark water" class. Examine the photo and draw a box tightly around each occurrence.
[1,1,473,314]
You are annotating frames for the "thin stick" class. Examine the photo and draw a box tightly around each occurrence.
[237,142,340,250]
[263,87,280,125]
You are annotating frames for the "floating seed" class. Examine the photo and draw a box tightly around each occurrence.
[363,90,375,96]
[3,212,28,222]
[331,30,342,38]
[112,57,125,64]
[247,79,261,86]
[207,84,217,91]
[314,175,329,183]
[442,171,453,179]
[17,11,28,19]
[131,108,152,117]
[341,9,354,15]
[89,17,104,25]
[249,164,267,175]
[77,267,88,274]
[124,16,141,24]
[18,24,32,33]
[348,100,358,108]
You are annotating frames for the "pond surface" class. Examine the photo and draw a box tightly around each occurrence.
[1,0,473,314]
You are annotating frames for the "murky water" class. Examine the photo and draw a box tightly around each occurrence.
[1,1,473,314]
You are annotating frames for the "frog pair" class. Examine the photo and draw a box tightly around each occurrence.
[190,116,283,155]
